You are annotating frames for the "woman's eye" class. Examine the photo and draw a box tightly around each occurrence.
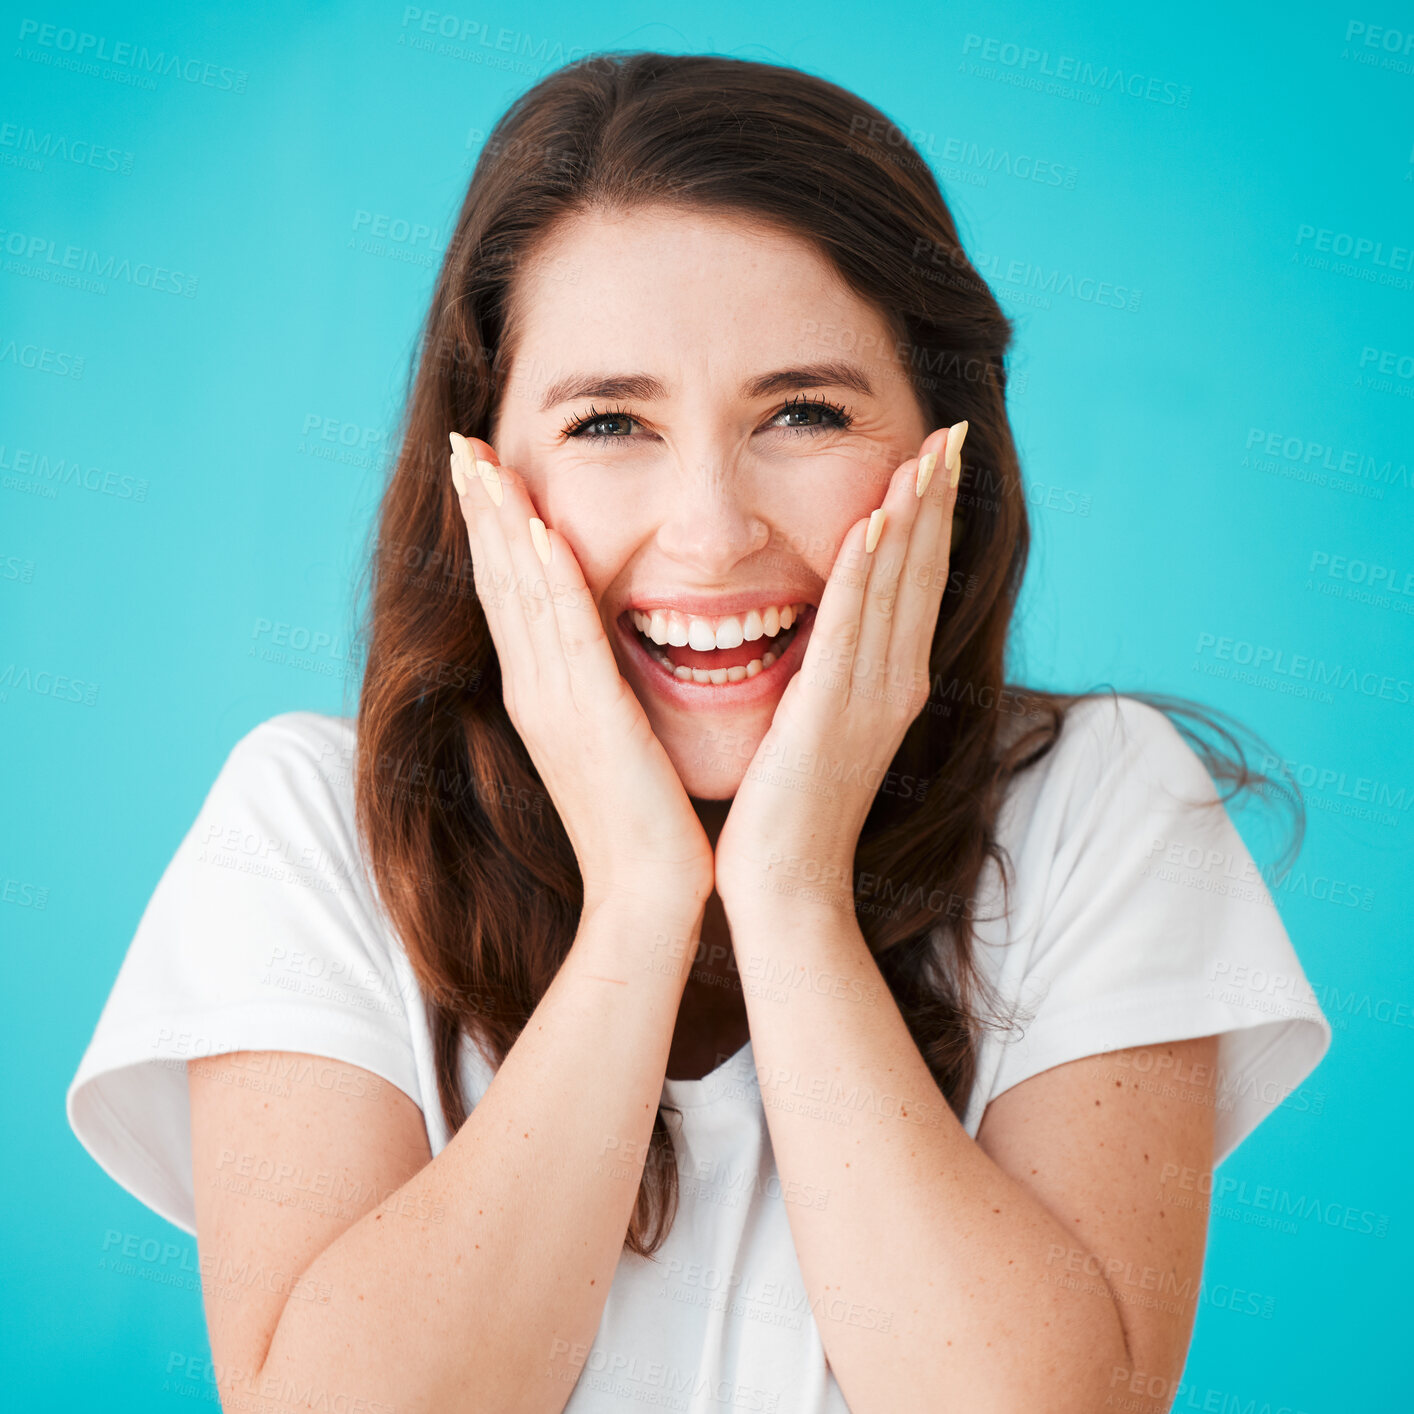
[769,400,853,433]
[562,398,853,443]
[568,411,639,440]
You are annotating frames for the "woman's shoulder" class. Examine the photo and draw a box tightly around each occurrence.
[1002,688,1183,753]
[66,707,426,1238]
[970,691,1332,1168]
[184,709,378,911]
[210,709,360,822]
[1058,690,1185,752]
[987,691,1223,870]
[1000,691,1206,800]
[225,709,357,775]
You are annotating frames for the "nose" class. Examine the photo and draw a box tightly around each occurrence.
[651,455,771,576]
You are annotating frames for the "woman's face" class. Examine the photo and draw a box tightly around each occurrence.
[490,204,931,800]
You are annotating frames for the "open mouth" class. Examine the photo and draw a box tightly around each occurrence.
[620,603,817,687]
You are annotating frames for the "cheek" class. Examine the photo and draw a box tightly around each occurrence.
[538,484,624,596]
[758,483,877,581]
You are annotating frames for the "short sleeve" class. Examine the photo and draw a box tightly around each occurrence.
[986,695,1332,1168]
[65,712,424,1236]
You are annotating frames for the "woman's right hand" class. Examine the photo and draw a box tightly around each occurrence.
[450,432,715,912]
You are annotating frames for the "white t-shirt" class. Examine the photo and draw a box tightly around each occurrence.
[66,695,1331,1414]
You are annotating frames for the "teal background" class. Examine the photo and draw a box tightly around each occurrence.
[4,0,1409,1406]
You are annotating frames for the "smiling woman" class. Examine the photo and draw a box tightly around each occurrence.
[485,208,929,730]
[66,49,1329,1414]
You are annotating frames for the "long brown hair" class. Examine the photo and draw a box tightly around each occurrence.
[349,51,1303,1258]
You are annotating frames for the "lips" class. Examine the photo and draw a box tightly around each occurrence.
[624,608,808,674]
[616,604,817,701]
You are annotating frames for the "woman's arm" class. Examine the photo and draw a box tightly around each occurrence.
[189,887,708,1414]
[728,893,1215,1414]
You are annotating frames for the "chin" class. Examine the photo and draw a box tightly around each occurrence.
[666,736,757,802]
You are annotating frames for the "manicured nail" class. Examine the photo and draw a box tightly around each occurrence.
[448,431,475,495]
[450,453,469,497]
[475,457,504,507]
[915,450,937,498]
[528,516,551,565]
[865,507,887,554]
[945,420,969,487]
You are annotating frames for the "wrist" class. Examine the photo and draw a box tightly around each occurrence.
[581,881,710,933]
[716,848,857,924]
[718,873,858,933]
[575,892,710,992]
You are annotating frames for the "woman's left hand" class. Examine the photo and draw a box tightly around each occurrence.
[713,422,967,921]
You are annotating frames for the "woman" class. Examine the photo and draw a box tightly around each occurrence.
[67,51,1330,1414]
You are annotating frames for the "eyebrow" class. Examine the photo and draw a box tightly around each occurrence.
[536,360,877,413]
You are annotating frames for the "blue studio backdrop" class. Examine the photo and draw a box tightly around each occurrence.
[3,0,1410,1407]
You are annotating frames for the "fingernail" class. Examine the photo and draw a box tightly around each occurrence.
[865,507,887,554]
[528,516,551,565]
[448,432,474,495]
[945,420,969,487]
[915,450,937,498]
[475,457,504,507]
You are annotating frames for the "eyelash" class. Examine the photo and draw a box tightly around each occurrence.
[558,393,856,443]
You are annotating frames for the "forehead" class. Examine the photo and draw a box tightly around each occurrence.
[503,204,900,380]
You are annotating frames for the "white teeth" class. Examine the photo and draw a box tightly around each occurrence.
[630,600,809,687]
[714,618,745,651]
[644,638,787,682]
[630,601,808,648]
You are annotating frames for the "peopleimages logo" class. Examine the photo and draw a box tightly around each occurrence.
[15,18,249,92]
[1244,427,1410,493]
[0,444,148,501]
[396,7,588,69]
[0,121,135,175]
[1259,747,1412,815]
[0,337,83,378]
[1341,19,1414,74]
[960,33,1191,105]
[0,227,198,297]
[1295,224,1413,271]
[1194,633,1413,706]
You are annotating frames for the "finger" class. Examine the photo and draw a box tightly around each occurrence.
[535,519,627,703]
[796,511,874,713]
[449,436,523,682]
[894,421,964,686]
[852,437,941,707]
[459,436,622,718]
[451,433,553,701]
